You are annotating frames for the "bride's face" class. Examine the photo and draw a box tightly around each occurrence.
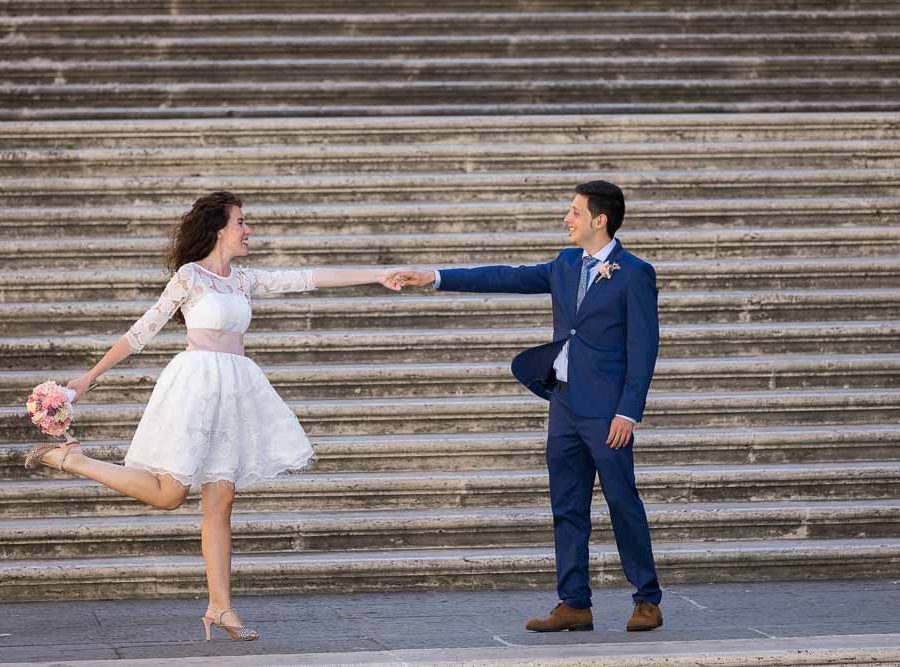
[218,205,251,258]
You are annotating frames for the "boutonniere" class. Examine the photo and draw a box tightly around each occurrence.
[593,261,621,284]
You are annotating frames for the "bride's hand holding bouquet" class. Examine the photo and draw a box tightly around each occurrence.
[66,374,93,405]
[24,380,84,470]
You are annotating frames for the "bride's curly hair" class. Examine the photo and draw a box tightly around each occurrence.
[166,191,243,322]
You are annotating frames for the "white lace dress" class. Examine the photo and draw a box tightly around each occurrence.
[122,261,316,489]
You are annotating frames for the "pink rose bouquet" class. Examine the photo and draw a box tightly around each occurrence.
[25,380,76,438]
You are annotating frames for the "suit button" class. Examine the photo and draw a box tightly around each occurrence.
[570,329,576,335]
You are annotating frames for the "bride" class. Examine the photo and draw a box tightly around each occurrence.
[24,191,403,641]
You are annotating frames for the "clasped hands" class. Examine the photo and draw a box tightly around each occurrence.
[377,269,437,291]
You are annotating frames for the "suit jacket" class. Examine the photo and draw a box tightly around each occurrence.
[437,239,659,421]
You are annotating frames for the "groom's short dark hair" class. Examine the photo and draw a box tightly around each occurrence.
[575,180,625,237]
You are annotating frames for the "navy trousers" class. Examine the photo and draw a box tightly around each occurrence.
[547,385,661,608]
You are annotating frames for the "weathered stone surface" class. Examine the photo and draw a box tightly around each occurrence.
[2,195,896,239]
[0,3,897,605]
[6,6,900,120]
[1,538,899,601]
[8,83,900,121]
[2,257,898,303]
[3,461,900,519]
[10,57,900,89]
[9,32,900,62]
[2,320,897,370]
[2,289,899,337]
[1,227,897,270]
[6,140,900,180]
[2,0,897,15]
[2,500,898,559]
[4,114,899,149]
[5,9,899,39]
[4,169,900,207]
[3,385,900,441]
[2,353,898,405]
[5,424,899,480]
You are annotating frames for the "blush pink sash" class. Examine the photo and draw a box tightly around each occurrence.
[186,329,245,356]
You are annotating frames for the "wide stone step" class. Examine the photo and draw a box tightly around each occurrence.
[1,537,898,601]
[2,289,898,337]
[1,388,897,441]
[6,78,900,120]
[4,227,897,271]
[9,32,900,61]
[2,256,897,303]
[5,425,898,479]
[5,11,899,38]
[1,319,896,369]
[4,168,898,207]
[8,56,900,86]
[2,461,899,518]
[5,114,897,149]
[2,500,897,559]
[8,139,900,178]
[2,196,896,239]
[2,1,895,16]
[3,353,897,404]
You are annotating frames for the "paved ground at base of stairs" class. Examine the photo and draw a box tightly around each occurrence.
[2,579,900,665]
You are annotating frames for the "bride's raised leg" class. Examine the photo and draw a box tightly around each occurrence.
[38,445,189,510]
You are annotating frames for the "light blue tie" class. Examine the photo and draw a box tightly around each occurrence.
[576,256,600,311]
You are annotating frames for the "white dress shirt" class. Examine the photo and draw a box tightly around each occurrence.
[434,238,636,423]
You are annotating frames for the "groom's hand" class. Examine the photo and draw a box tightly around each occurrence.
[396,270,436,288]
[607,416,635,449]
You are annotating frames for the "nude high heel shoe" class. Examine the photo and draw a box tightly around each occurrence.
[202,608,260,641]
[23,439,81,471]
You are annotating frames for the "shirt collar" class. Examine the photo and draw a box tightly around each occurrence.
[582,238,617,263]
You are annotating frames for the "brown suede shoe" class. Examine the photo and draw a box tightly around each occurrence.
[626,601,663,631]
[525,602,593,632]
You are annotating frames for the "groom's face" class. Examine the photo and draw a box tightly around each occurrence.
[564,194,604,249]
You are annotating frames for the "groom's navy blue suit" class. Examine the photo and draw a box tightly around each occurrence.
[438,238,661,607]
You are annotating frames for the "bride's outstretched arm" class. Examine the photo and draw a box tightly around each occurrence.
[244,266,403,293]
[67,265,194,403]
[67,337,133,403]
[313,267,403,291]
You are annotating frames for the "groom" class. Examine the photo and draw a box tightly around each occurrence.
[399,180,662,632]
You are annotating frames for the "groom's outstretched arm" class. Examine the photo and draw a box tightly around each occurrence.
[399,262,553,294]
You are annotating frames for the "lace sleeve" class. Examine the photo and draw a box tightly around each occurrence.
[124,265,195,353]
[242,267,317,295]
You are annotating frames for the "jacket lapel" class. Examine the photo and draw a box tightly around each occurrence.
[578,239,623,316]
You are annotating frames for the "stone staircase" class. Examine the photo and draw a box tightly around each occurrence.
[3,0,900,118]
[0,2,898,602]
